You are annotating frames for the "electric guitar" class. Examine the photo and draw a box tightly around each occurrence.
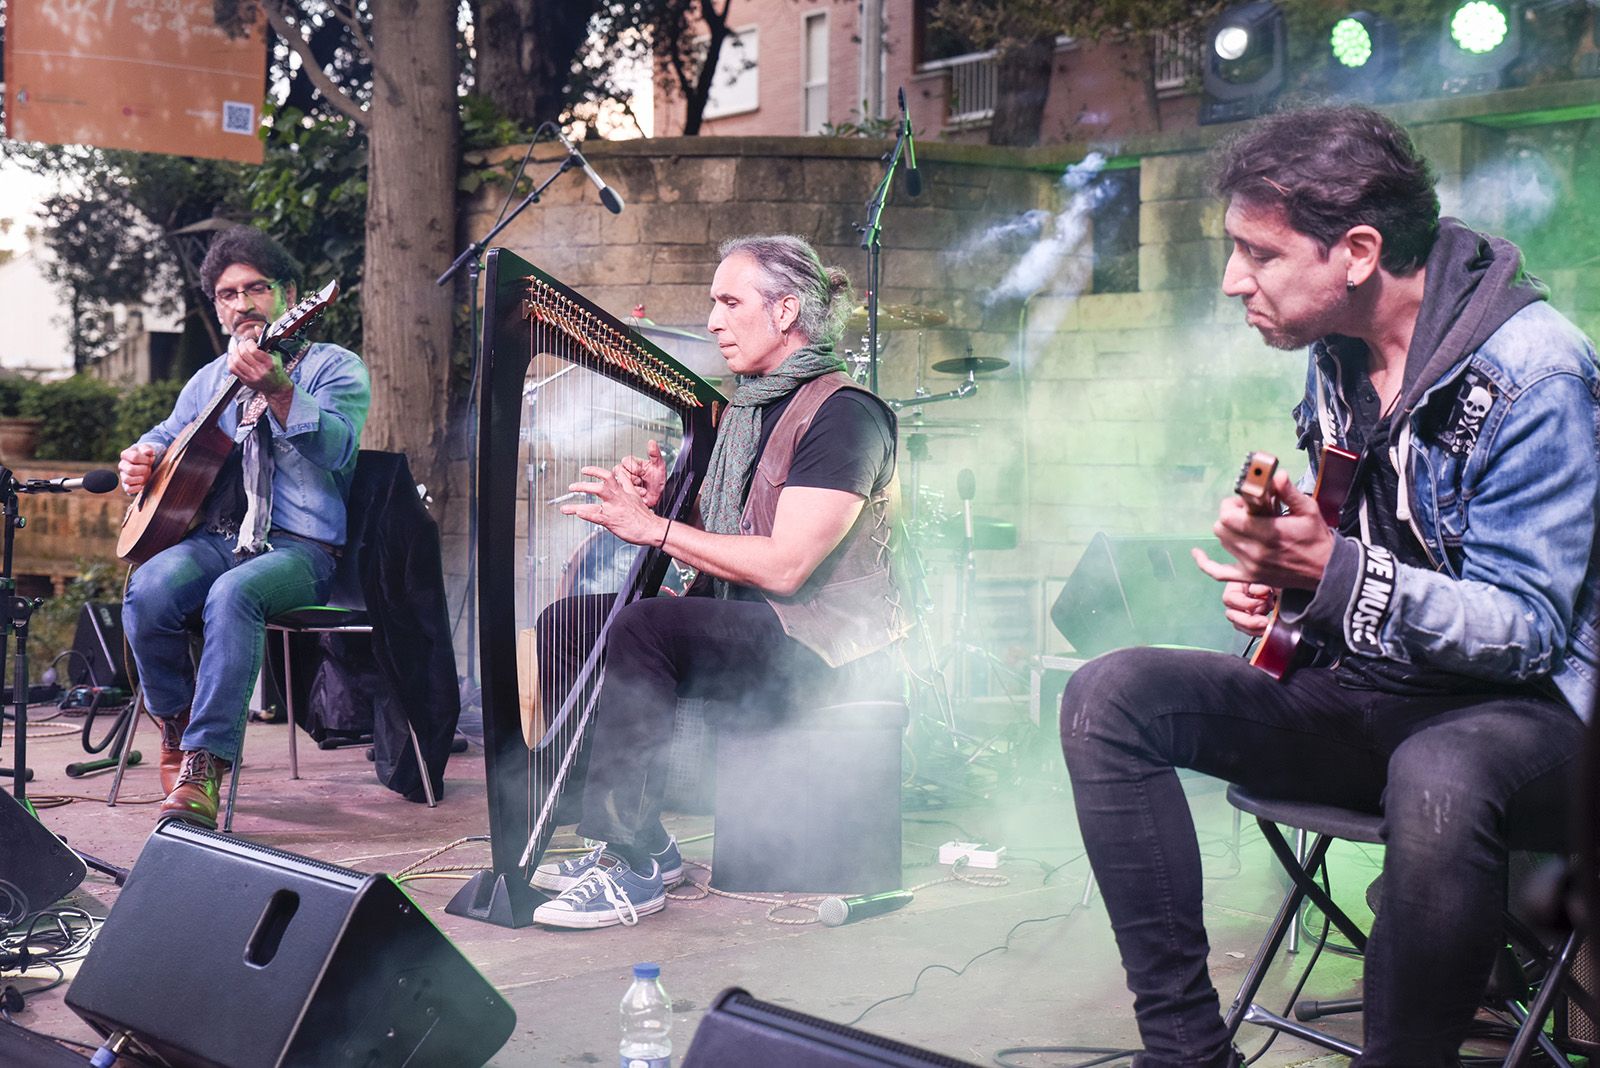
[116,281,340,564]
[1233,444,1360,680]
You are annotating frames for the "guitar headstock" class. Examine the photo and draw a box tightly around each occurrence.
[1235,451,1280,516]
[259,280,340,354]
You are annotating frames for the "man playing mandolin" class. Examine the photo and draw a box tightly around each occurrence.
[1061,105,1598,1066]
[118,226,370,828]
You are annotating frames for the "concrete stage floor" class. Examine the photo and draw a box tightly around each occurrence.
[9,704,1371,1067]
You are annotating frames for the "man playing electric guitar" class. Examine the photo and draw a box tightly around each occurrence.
[1061,105,1599,1066]
[118,226,370,827]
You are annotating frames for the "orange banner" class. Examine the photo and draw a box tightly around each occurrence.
[4,0,267,164]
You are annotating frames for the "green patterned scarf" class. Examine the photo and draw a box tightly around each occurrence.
[698,343,845,547]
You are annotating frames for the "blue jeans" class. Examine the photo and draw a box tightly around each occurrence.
[1060,646,1581,1068]
[123,529,336,763]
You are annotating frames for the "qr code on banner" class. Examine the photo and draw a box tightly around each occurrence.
[222,101,255,135]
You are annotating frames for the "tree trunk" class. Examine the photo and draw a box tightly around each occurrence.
[472,0,597,126]
[679,0,732,136]
[362,0,458,506]
[987,35,1055,147]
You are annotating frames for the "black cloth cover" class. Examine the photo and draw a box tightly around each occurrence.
[270,451,459,802]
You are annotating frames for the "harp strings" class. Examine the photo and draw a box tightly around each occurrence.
[518,280,688,873]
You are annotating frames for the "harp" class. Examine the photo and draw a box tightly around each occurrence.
[447,249,723,928]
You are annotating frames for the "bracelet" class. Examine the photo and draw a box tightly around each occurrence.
[659,518,673,549]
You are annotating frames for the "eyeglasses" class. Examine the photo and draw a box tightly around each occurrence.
[213,280,277,304]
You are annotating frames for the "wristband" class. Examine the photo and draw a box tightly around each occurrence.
[659,518,673,549]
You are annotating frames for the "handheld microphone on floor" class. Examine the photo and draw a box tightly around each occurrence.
[19,469,118,494]
[818,888,914,927]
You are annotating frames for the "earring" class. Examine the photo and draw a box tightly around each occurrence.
[1346,277,1357,292]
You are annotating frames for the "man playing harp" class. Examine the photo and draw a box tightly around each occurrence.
[531,234,906,930]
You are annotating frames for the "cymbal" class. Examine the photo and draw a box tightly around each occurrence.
[626,318,709,344]
[931,355,1009,375]
[900,419,981,436]
[843,303,950,333]
[916,515,1020,552]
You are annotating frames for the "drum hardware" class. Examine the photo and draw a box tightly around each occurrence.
[930,355,1010,376]
[885,374,977,412]
[626,305,711,344]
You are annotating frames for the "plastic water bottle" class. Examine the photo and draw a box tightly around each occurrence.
[619,962,673,1068]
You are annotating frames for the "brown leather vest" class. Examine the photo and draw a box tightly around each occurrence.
[738,373,909,668]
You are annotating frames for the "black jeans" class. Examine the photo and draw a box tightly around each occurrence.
[538,593,833,854]
[1060,646,1582,1068]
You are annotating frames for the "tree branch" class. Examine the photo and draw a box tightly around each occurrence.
[328,0,375,66]
[266,2,371,127]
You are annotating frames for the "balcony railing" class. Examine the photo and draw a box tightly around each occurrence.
[923,49,998,126]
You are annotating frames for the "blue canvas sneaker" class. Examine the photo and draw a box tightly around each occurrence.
[531,837,684,893]
[532,854,666,929]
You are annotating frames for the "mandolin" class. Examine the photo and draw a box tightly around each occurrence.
[116,281,339,564]
[1233,444,1359,680]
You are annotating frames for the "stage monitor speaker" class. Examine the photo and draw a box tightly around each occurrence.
[65,821,515,1068]
[69,602,130,690]
[1557,934,1599,1053]
[0,790,86,927]
[1051,533,1241,658]
[682,987,978,1067]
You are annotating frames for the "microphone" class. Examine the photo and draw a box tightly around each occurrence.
[20,469,119,494]
[899,88,922,198]
[957,468,975,543]
[818,888,914,927]
[555,130,624,214]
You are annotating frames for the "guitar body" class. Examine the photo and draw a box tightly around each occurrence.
[116,417,236,564]
[1234,445,1360,682]
[114,281,340,565]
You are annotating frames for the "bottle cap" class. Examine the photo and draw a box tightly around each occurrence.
[632,962,660,979]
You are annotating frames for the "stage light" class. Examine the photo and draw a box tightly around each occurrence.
[1440,0,1522,92]
[1200,1,1287,125]
[1327,11,1398,95]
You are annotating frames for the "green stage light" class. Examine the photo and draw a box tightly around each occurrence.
[1331,16,1374,67]
[1439,0,1520,92]
[1450,0,1510,53]
[1326,11,1396,96]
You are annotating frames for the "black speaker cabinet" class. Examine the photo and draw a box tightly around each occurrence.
[66,821,514,1068]
[1051,533,1241,657]
[0,790,85,926]
[70,602,131,690]
[1558,934,1600,1053]
[683,987,977,1067]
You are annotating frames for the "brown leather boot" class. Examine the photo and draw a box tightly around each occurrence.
[151,709,192,796]
[158,749,230,829]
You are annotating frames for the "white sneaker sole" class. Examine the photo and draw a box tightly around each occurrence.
[532,893,666,929]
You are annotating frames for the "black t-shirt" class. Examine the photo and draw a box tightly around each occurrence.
[718,387,895,601]
[1330,347,1532,696]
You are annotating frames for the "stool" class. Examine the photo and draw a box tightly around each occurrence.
[1225,784,1584,1065]
[711,698,907,894]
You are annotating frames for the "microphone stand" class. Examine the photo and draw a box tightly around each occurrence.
[0,468,36,799]
[856,92,917,395]
[437,144,580,689]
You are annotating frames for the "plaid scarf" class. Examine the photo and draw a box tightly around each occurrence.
[234,338,311,557]
[698,343,844,594]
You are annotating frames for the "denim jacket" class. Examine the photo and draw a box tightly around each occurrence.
[138,341,371,546]
[1294,300,1600,720]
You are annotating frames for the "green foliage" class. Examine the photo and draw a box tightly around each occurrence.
[245,105,369,351]
[21,376,122,462]
[820,106,904,140]
[0,375,41,418]
[31,561,127,685]
[113,379,185,451]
